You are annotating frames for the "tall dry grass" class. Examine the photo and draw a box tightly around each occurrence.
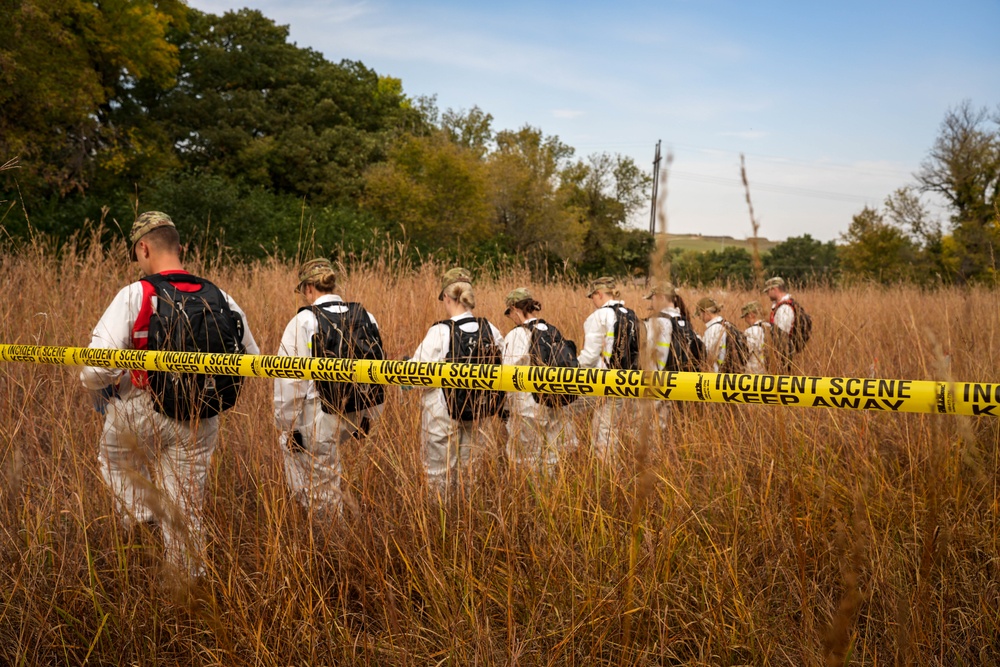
[1,235,999,665]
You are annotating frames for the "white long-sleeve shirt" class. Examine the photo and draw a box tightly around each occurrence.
[701,316,727,372]
[577,300,625,369]
[80,278,259,390]
[273,294,379,431]
[744,321,769,374]
[411,312,504,364]
[771,294,795,335]
[503,318,544,418]
[645,306,681,371]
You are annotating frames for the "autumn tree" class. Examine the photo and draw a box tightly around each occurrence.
[916,101,1000,281]
[0,0,185,197]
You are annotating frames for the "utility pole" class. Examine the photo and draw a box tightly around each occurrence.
[648,140,661,234]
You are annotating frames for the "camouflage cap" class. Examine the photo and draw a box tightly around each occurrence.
[763,276,786,292]
[504,287,534,314]
[740,301,763,317]
[643,280,677,300]
[129,211,175,260]
[694,296,722,315]
[296,258,336,292]
[586,276,617,297]
[439,267,473,300]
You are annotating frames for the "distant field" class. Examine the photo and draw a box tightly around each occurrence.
[662,233,781,253]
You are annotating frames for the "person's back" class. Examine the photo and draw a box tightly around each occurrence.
[502,287,578,472]
[80,211,259,578]
[578,277,638,459]
[412,268,504,492]
[273,258,384,517]
[741,301,770,375]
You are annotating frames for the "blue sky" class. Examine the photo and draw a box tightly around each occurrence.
[190,0,1000,242]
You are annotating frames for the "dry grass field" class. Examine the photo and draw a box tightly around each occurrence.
[1,236,998,665]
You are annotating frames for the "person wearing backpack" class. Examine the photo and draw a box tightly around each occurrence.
[501,287,579,473]
[643,281,702,429]
[764,276,811,373]
[694,296,748,374]
[273,258,385,518]
[80,211,259,578]
[577,276,639,458]
[411,268,504,492]
[740,301,770,374]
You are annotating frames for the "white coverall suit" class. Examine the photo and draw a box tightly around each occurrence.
[273,294,382,516]
[578,301,636,457]
[646,306,681,431]
[411,313,503,489]
[701,316,728,372]
[502,320,578,472]
[80,275,259,576]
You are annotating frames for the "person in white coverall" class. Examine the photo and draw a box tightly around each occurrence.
[273,258,383,517]
[695,296,728,372]
[643,281,691,430]
[501,287,578,473]
[741,301,770,374]
[764,276,797,373]
[577,276,637,459]
[411,268,504,491]
[80,211,259,577]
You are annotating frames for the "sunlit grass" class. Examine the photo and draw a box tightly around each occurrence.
[1,235,998,664]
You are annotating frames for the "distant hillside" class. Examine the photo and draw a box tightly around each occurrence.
[661,233,781,253]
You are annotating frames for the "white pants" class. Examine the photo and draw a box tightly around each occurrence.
[589,397,636,460]
[99,387,219,576]
[280,399,372,515]
[505,394,578,473]
[421,389,487,490]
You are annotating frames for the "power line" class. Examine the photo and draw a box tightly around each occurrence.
[668,170,879,204]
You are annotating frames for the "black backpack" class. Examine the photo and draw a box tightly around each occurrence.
[716,320,750,374]
[659,314,705,372]
[787,298,813,352]
[602,304,640,371]
[523,319,579,407]
[144,273,246,420]
[439,317,505,421]
[304,301,386,415]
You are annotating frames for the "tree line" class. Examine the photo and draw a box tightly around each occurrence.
[2,3,997,284]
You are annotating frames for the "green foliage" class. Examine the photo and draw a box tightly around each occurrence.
[142,173,379,259]
[671,246,754,287]
[764,234,839,284]
[839,206,919,283]
[362,131,493,252]
[154,9,423,205]
[0,0,184,196]
[916,101,1000,282]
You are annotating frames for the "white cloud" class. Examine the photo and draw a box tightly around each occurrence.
[552,109,585,119]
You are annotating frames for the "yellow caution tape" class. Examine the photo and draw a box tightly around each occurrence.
[1,343,997,416]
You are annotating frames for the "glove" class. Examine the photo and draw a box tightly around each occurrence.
[91,384,120,415]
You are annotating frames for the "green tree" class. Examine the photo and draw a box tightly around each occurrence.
[488,126,585,262]
[763,234,839,284]
[916,101,1000,281]
[839,206,918,283]
[154,8,422,204]
[362,131,492,252]
[0,0,184,197]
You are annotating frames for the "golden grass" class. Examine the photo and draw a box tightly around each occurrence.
[1,235,999,665]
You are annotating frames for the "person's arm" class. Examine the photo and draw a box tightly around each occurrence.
[222,291,260,355]
[647,317,672,371]
[773,303,795,335]
[412,323,448,363]
[577,310,610,368]
[80,284,142,390]
[273,313,312,432]
[503,327,530,366]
